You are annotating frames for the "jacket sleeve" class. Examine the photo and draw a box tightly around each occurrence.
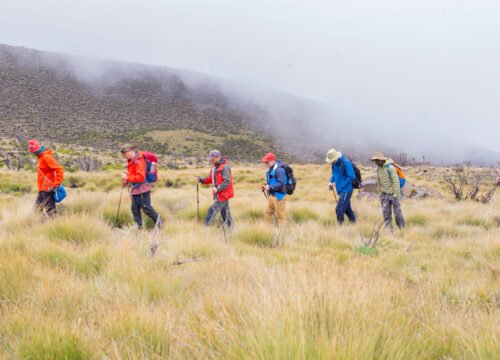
[344,160,356,181]
[201,171,212,185]
[269,167,285,192]
[376,169,381,193]
[127,158,146,183]
[329,164,335,183]
[217,165,231,192]
[389,165,401,198]
[45,155,64,186]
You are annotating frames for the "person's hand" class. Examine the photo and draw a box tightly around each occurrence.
[121,172,128,181]
[48,185,55,192]
[329,183,334,190]
[260,184,265,191]
[212,187,218,195]
[195,177,201,184]
[264,185,270,191]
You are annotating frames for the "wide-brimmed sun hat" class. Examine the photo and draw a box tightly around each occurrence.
[207,149,221,161]
[370,152,387,161]
[325,148,342,163]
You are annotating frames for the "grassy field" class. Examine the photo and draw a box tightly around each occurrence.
[0,164,499,359]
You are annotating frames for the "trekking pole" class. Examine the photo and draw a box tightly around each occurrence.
[262,187,269,199]
[114,181,125,227]
[196,182,200,222]
[329,185,338,202]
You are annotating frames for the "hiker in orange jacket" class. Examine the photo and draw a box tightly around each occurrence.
[121,144,162,230]
[27,139,64,216]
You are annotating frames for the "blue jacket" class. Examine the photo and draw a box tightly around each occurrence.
[266,161,287,201]
[329,155,355,195]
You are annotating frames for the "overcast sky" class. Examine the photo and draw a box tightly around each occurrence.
[1,0,499,154]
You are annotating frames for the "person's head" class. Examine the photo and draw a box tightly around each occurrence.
[27,139,42,154]
[325,148,342,164]
[120,144,137,160]
[207,149,222,165]
[261,152,276,167]
[370,152,387,167]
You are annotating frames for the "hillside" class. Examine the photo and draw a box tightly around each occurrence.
[0,44,323,161]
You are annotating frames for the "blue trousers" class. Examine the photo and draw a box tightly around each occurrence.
[336,191,356,224]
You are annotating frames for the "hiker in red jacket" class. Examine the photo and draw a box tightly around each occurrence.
[27,139,64,216]
[121,144,162,230]
[195,150,234,228]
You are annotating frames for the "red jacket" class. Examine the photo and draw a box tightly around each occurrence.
[203,161,234,202]
[126,151,151,195]
[37,149,64,192]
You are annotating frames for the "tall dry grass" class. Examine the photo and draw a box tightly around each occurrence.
[0,165,498,359]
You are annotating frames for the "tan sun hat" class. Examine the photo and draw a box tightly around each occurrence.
[120,144,137,153]
[370,152,387,161]
[325,148,342,163]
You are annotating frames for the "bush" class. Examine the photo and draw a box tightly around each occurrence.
[236,226,275,247]
[355,245,379,256]
[177,205,209,222]
[65,175,86,189]
[290,208,319,224]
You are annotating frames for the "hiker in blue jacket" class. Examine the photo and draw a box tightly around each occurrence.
[325,148,356,224]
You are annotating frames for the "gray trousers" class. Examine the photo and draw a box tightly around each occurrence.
[205,200,233,228]
[380,194,405,229]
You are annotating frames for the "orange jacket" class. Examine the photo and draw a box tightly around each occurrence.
[126,151,152,195]
[37,149,64,192]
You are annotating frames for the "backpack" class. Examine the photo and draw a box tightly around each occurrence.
[142,151,158,183]
[280,163,297,195]
[341,158,362,189]
[386,163,406,188]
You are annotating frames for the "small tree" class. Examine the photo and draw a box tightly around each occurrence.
[443,166,498,203]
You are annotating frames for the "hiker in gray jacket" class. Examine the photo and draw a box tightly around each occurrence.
[195,150,235,228]
[370,152,405,229]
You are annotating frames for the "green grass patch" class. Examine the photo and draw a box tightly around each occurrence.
[37,247,109,278]
[102,205,134,228]
[42,216,109,246]
[290,208,319,224]
[355,245,379,256]
[19,332,90,360]
[236,226,275,247]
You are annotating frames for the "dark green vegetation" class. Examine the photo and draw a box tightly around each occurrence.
[0,44,300,161]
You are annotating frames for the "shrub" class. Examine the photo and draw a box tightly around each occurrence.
[290,208,319,224]
[42,216,109,246]
[236,226,275,247]
[65,175,86,189]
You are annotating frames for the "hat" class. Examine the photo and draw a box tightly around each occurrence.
[261,152,276,162]
[27,139,41,153]
[207,149,221,161]
[370,152,387,161]
[325,148,342,163]
[120,144,137,153]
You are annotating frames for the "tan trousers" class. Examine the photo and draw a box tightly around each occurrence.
[264,196,287,246]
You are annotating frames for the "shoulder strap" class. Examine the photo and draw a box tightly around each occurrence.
[341,158,346,176]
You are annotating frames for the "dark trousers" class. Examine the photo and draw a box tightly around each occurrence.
[336,190,356,224]
[35,191,56,216]
[205,200,233,228]
[131,191,159,228]
[380,194,405,229]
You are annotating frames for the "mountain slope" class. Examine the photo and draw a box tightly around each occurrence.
[0,44,319,161]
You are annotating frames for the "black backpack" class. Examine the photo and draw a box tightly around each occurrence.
[280,163,297,195]
[341,158,362,189]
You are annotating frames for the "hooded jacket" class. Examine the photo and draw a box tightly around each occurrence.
[266,160,287,201]
[127,151,152,195]
[376,159,401,198]
[329,155,355,195]
[201,159,234,202]
[36,148,64,192]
